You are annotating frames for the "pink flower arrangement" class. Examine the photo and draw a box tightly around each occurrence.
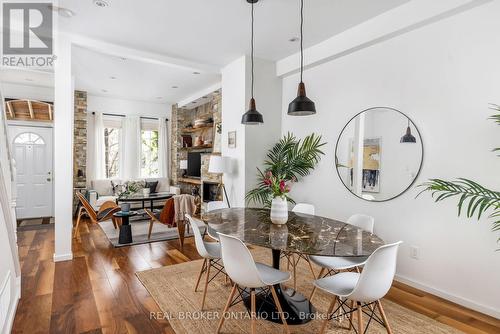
[262,170,294,198]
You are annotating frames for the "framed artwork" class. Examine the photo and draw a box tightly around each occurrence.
[228,131,236,148]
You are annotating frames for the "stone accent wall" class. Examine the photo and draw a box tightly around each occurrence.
[73,91,87,212]
[170,92,222,193]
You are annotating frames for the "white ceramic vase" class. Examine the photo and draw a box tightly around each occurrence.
[270,197,288,225]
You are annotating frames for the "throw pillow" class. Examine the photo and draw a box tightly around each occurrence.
[145,181,159,193]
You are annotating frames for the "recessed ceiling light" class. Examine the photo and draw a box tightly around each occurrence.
[102,89,108,93]
[25,78,34,82]
[94,0,109,8]
[289,37,300,42]
[191,102,196,104]
[202,96,208,99]
[110,76,117,79]
[171,86,179,89]
[156,97,162,99]
[119,57,126,61]
[192,72,200,75]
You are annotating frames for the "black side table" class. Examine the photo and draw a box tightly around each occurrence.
[114,211,138,244]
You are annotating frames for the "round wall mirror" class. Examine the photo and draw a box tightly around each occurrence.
[335,107,423,202]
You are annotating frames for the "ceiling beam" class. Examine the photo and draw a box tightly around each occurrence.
[6,101,14,118]
[178,82,222,108]
[48,104,53,121]
[27,100,34,119]
[68,33,221,74]
[276,0,493,77]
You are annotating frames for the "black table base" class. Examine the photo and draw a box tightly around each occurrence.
[242,249,316,324]
[118,224,132,244]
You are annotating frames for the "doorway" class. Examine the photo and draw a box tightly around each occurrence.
[9,125,54,221]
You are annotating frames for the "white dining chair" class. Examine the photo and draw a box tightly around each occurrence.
[281,203,317,290]
[314,241,402,334]
[206,200,228,212]
[185,214,225,310]
[216,233,291,334]
[309,213,375,300]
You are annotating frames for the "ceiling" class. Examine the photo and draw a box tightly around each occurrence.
[2,0,410,104]
[71,46,220,104]
[60,0,409,65]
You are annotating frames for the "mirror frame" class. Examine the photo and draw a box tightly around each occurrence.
[334,107,424,202]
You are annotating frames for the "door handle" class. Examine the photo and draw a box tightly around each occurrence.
[46,178,51,182]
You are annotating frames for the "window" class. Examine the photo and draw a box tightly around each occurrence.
[14,132,45,145]
[104,127,120,178]
[141,129,159,177]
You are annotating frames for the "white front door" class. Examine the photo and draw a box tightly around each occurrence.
[9,126,54,219]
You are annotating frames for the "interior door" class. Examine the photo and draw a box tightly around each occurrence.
[9,126,53,219]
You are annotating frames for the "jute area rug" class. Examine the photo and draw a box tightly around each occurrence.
[137,247,462,334]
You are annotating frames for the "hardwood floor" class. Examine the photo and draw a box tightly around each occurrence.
[11,220,500,334]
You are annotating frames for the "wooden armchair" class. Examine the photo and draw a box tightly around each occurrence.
[74,192,121,238]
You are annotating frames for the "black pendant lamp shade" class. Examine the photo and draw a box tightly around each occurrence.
[400,119,417,143]
[241,98,263,124]
[288,0,316,116]
[241,0,264,125]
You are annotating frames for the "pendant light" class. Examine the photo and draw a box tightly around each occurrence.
[241,0,264,125]
[288,0,316,116]
[400,119,417,143]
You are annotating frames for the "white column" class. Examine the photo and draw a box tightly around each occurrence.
[53,33,74,262]
[352,113,365,196]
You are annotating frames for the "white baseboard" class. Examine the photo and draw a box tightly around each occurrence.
[395,274,500,319]
[53,252,73,262]
[2,274,20,334]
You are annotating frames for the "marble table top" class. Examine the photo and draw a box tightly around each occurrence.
[202,208,385,257]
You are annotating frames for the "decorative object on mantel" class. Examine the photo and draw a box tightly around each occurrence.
[208,155,231,208]
[194,135,204,147]
[246,133,325,207]
[418,104,500,250]
[335,107,423,202]
[180,160,188,177]
[400,118,417,143]
[182,135,192,148]
[241,0,264,125]
[264,171,294,224]
[228,131,236,148]
[288,0,316,116]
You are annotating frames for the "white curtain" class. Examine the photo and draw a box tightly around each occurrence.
[158,117,169,178]
[121,115,141,179]
[94,112,106,179]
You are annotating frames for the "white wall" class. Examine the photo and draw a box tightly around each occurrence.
[0,83,53,102]
[221,56,282,207]
[280,1,500,318]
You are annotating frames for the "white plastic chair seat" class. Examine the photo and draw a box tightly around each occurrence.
[255,263,291,285]
[314,272,360,297]
[309,255,368,271]
[203,242,221,259]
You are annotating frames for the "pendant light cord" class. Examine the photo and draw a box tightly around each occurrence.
[251,2,255,99]
[300,0,304,83]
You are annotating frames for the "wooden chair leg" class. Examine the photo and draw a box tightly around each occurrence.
[310,267,326,301]
[270,286,290,334]
[376,300,393,334]
[147,219,155,239]
[357,301,363,334]
[73,207,83,238]
[306,256,316,278]
[216,283,238,334]
[194,259,207,292]
[177,220,185,248]
[250,289,256,334]
[319,296,338,334]
[292,254,297,290]
[349,299,354,330]
[201,259,211,310]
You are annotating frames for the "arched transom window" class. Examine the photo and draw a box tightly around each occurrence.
[14,132,45,145]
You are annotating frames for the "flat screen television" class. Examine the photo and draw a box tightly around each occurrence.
[187,152,201,178]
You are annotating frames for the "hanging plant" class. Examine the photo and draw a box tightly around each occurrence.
[246,132,326,207]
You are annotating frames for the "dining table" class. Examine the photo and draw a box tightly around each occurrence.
[202,207,385,325]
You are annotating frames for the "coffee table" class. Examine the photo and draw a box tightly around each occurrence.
[116,191,173,210]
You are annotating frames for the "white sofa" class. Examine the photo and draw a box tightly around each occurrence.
[88,177,180,210]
